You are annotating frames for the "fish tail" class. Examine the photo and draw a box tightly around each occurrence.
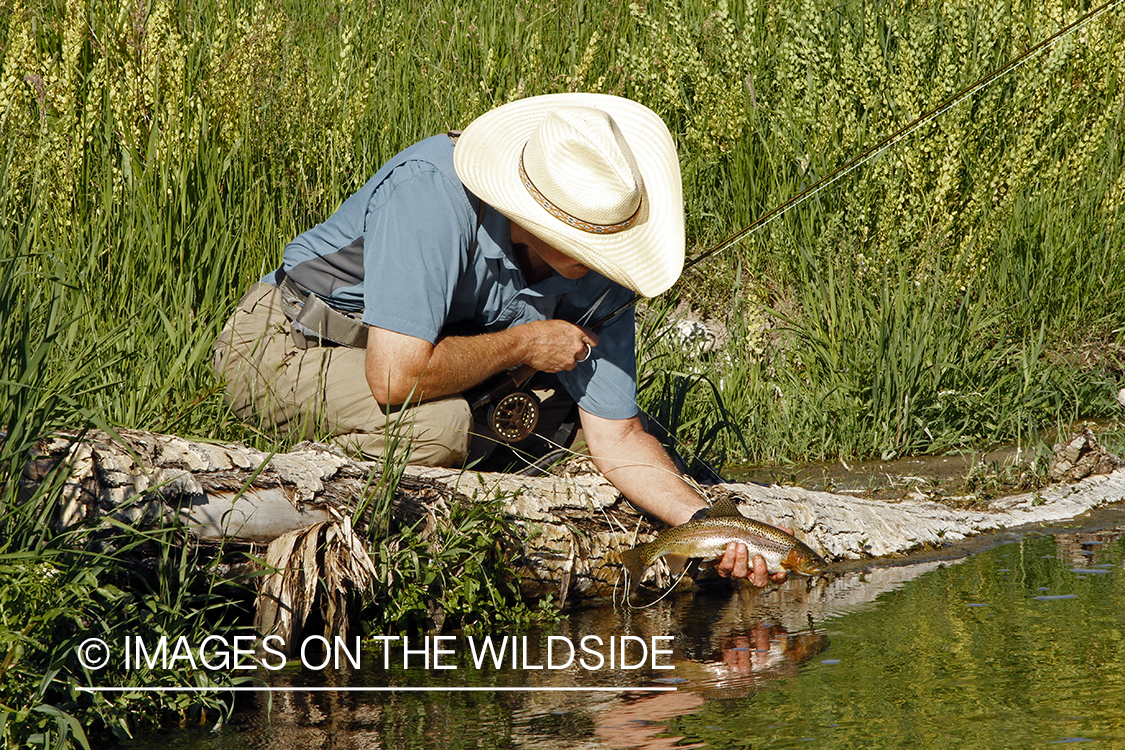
[618,546,649,590]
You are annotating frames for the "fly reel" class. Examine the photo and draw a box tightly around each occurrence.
[486,390,540,443]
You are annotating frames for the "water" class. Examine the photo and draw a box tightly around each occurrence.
[729,420,1125,502]
[124,510,1125,749]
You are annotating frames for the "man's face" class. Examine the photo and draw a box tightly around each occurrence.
[510,222,589,280]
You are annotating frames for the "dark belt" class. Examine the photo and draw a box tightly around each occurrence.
[276,271,368,349]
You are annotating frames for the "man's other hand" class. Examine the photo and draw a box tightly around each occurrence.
[714,542,789,588]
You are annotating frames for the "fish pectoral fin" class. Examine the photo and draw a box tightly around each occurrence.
[664,553,690,576]
[618,547,647,590]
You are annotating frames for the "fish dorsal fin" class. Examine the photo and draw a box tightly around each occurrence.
[703,497,745,519]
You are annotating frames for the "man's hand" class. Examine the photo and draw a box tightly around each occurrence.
[714,542,788,588]
[714,521,796,586]
[517,320,597,373]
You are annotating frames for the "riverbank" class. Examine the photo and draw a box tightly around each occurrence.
[29,425,1125,600]
[5,422,1125,747]
[116,513,1125,750]
[19,425,1125,746]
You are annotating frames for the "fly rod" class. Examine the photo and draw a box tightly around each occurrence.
[472,0,1122,443]
[588,0,1123,331]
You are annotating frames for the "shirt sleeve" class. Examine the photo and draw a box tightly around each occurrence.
[360,161,475,343]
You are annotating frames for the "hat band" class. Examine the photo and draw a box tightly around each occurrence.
[518,148,641,235]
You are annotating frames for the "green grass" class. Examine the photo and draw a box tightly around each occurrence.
[2,0,1124,743]
[2,0,1121,456]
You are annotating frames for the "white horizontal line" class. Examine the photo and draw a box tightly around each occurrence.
[78,686,677,693]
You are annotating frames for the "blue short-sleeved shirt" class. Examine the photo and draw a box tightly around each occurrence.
[270,135,639,420]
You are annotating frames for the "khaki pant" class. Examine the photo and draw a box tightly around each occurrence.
[212,283,473,466]
[212,283,577,468]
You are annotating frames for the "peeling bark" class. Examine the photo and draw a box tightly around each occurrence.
[17,428,1125,607]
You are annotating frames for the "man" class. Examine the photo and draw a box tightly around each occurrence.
[214,93,784,586]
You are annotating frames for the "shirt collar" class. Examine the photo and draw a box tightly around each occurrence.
[479,207,583,296]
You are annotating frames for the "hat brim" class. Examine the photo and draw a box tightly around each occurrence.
[453,93,684,298]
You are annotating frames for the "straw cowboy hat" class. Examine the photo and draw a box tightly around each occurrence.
[453,93,685,298]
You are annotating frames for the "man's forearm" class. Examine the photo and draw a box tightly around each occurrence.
[413,330,528,399]
[366,318,595,406]
[582,411,707,526]
[366,326,526,405]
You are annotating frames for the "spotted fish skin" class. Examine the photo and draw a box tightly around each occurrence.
[618,498,825,588]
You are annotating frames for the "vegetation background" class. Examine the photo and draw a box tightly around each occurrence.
[1,0,1122,744]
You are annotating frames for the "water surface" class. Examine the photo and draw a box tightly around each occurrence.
[125,509,1125,749]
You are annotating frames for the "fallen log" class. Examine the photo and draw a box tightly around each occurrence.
[20,429,644,599]
[16,427,1125,623]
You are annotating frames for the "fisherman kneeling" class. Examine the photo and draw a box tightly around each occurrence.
[213,93,785,587]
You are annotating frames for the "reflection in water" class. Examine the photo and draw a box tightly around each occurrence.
[589,622,829,749]
[592,692,705,750]
[124,510,1125,750]
[667,513,1125,749]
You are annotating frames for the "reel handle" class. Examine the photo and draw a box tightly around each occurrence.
[468,364,536,410]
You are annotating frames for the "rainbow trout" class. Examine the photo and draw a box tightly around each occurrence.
[619,497,826,588]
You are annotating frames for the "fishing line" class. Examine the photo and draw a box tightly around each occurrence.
[598,0,1124,332]
[623,562,692,610]
[473,0,1121,570]
[584,0,1123,479]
